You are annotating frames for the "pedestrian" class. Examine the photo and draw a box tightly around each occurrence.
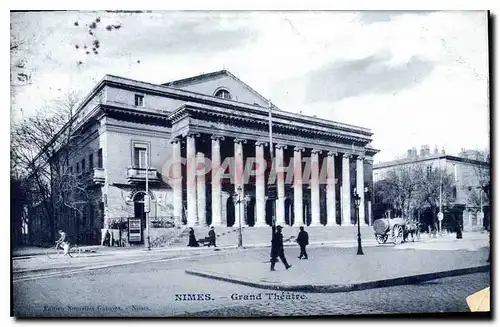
[296,226,309,259]
[455,219,462,239]
[270,225,291,271]
[208,226,217,247]
[104,229,111,246]
[187,228,199,247]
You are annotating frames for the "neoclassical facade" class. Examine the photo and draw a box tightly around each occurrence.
[53,70,378,244]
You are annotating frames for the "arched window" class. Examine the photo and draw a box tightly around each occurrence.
[214,89,232,100]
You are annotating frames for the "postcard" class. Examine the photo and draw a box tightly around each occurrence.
[11,10,491,318]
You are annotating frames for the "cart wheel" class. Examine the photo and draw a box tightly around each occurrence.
[393,225,404,245]
[375,234,388,244]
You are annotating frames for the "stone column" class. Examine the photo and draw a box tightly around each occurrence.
[196,151,207,226]
[234,138,247,226]
[356,156,366,226]
[368,200,372,226]
[186,133,200,226]
[171,137,183,225]
[342,153,352,226]
[276,144,287,226]
[310,149,322,226]
[293,147,305,226]
[255,141,267,227]
[211,135,224,227]
[326,151,338,226]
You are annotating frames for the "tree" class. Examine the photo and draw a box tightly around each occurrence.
[11,91,96,244]
[374,162,455,229]
[414,164,455,228]
[464,149,490,208]
[374,165,420,218]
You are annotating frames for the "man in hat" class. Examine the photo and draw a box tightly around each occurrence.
[270,225,291,271]
[296,226,309,259]
[208,226,217,247]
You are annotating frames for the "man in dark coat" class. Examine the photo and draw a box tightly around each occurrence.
[103,230,111,247]
[296,226,309,259]
[187,228,199,247]
[270,225,292,271]
[208,226,216,247]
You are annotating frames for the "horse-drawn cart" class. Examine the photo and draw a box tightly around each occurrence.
[373,217,419,245]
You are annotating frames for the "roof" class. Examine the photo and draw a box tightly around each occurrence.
[162,70,227,87]
[373,154,489,169]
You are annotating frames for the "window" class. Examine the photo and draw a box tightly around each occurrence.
[134,94,144,107]
[133,144,148,168]
[426,166,432,177]
[81,159,86,172]
[69,167,73,174]
[214,89,231,100]
[89,153,94,170]
[77,162,80,173]
[97,149,103,168]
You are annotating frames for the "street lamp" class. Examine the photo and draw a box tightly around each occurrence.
[353,188,364,255]
[438,159,443,235]
[268,99,276,236]
[144,148,151,250]
[232,185,243,248]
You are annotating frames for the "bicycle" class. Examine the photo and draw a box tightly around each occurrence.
[46,242,82,259]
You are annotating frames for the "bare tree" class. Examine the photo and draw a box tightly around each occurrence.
[414,164,455,227]
[11,91,95,244]
[464,150,490,208]
[374,165,421,218]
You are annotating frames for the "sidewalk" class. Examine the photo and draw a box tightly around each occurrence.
[186,245,490,293]
[13,230,488,258]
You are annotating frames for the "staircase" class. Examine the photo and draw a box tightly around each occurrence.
[150,223,375,248]
[166,226,191,247]
[167,225,375,248]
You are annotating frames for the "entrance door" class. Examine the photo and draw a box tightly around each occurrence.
[133,193,146,243]
[226,196,235,227]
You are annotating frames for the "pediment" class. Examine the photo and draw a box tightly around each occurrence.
[162,70,270,107]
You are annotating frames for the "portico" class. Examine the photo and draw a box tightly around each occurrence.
[167,101,377,228]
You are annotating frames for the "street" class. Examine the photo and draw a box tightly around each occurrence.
[12,245,489,317]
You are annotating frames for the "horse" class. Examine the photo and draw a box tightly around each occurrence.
[403,219,420,242]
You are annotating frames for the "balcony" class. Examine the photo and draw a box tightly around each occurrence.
[127,167,160,184]
[93,168,106,185]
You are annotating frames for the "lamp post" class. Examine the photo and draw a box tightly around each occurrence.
[233,185,243,248]
[144,149,151,250]
[438,159,443,235]
[268,99,276,236]
[353,188,364,255]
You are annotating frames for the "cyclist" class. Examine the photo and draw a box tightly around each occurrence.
[56,230,72,258]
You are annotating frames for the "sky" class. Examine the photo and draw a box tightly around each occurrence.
[10,10,490,163]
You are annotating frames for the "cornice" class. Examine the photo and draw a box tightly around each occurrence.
[102,75,373,136]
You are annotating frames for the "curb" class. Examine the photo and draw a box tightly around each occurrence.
[185,264,490,293]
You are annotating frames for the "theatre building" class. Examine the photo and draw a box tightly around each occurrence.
[31,70,379,246]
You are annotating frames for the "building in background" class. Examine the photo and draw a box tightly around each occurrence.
[373,145,490,231]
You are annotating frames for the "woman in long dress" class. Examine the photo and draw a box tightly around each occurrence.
[188,228,199,247]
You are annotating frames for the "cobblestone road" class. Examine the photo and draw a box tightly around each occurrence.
[13,246,490,317]
[176,273,489,317]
